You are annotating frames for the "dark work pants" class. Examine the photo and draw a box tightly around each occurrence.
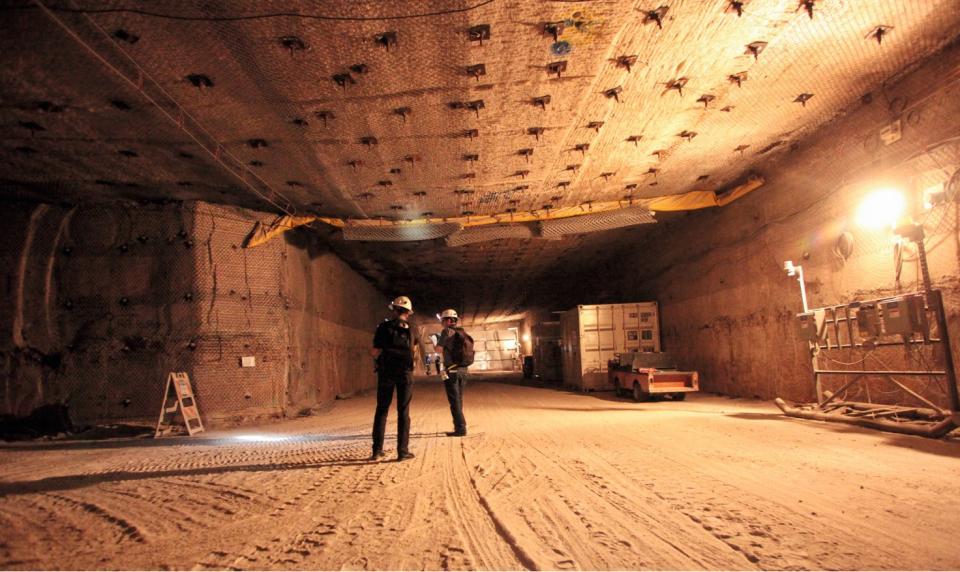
[372,371,413,455]
[444,371,467,433]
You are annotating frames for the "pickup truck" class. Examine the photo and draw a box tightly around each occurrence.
[608,352,699,402]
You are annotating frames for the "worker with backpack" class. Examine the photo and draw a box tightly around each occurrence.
[435,309,474,437]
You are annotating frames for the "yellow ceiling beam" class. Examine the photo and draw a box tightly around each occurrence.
[243,175,764,248]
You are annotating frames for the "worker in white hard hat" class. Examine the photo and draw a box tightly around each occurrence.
[434,308,472,437]
[370,296,419,461]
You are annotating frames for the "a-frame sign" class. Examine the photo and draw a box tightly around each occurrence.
[155,372,205,437]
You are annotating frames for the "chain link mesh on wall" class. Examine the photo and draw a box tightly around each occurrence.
[190,203,288,417]
[0,200,197,422]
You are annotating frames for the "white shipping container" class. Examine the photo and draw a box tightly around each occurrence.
[560,302,661,390]
[466,327,519,371]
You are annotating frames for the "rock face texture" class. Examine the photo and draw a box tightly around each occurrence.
[0,200,383,423]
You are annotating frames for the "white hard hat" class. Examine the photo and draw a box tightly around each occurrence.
[389,296,413,312]
[440,308,459,320]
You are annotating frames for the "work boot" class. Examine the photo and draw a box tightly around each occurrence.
[397,451,415,461]
[369,449,386,461]
[445,430,467,437]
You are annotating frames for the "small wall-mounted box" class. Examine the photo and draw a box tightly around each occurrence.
[796,312,819,342]
[240,356,257,368]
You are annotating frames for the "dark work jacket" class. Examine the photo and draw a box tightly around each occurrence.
[373,318,416,375]
[436,326,468,370]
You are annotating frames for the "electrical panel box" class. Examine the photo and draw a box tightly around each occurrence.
[796,312,818,342]
[855,303,881,340]
[880,295,926,336]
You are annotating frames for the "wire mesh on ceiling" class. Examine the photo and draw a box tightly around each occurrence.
[6,1,958,220]
[445,223,533,246]
[342,222,460,241]
[539,205,655,238]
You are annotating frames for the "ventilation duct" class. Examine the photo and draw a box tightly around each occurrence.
[341,222,460,242]
[539,205,656,238]
[446,224,534,247]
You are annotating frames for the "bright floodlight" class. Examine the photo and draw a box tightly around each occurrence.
[856,188,905,229]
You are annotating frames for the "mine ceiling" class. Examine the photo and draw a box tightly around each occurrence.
[2,1,958,322]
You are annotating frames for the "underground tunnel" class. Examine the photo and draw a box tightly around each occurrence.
[2,0,960,569]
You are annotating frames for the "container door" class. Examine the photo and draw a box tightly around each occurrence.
[637,302,660,352]
[622,305,642,352]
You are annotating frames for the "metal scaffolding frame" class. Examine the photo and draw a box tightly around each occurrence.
[777,235,960,438]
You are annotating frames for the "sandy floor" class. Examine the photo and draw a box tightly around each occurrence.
[1,376,959,570]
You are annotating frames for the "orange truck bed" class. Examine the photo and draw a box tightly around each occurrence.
[608,364,699,402]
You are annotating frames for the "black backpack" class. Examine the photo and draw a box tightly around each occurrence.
[450,327,475,367]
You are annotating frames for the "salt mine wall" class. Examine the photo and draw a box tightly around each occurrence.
[586,39,960,405]
[1,200,198,421]
[1,200,383,424]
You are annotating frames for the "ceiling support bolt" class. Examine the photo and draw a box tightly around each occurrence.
[315,110,334,127]
[467,64,487,81]
[604,86,623,102]
[644,6,669,29]
[746,41,768,61]
[332,73,354,90]
[544,21,565,42]
[667,77,688,96]
[374,31,398,51]
[617,55,639,72]
[465,100,485,117]
[868,25,893,45]
[468,24,491,45]
[280,35,308,54]
[186,74,213,89]
[794,93,814,107]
